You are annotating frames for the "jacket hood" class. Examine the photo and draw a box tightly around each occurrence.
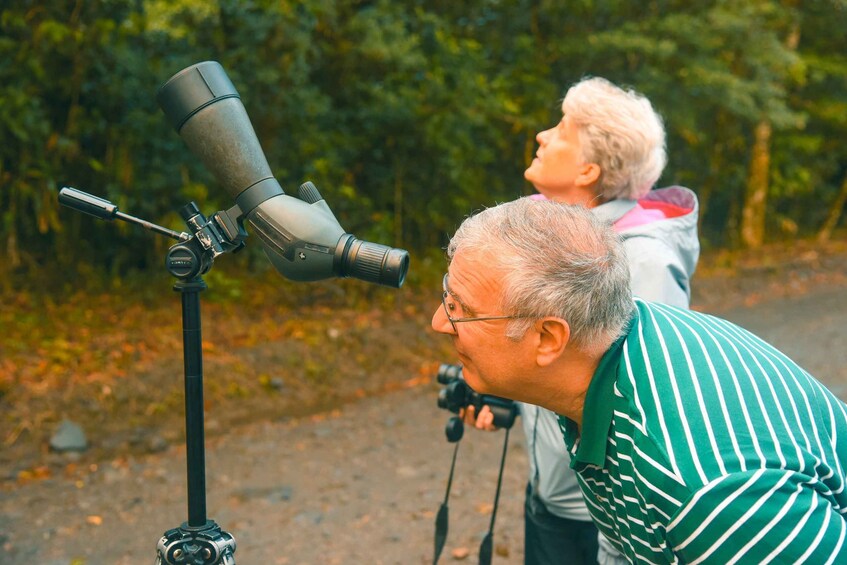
[633,186,699,280]
[598,185,700,281]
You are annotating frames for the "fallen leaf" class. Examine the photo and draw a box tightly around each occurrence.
[86,515,103,526]
[451,547,470,560]
[475,502,493,515]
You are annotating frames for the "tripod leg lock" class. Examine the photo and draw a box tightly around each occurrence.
[155,520,237,565]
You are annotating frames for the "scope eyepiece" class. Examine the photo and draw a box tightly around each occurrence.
[336,236,409,289]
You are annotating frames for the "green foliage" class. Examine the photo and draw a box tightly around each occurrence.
[1,0,846,286]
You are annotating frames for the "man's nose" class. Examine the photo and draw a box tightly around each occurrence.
[432,304,455,335]
[536,128,552,144]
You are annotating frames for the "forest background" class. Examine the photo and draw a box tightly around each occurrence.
[2,0,847,471]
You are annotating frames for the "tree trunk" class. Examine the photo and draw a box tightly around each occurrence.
[6,227,20,269]
[741,119,772,248]
[817,173,847,243]
[394,162,404,249]
[740,9,798,249]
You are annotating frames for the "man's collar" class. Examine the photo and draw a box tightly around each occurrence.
[562,311,636,467]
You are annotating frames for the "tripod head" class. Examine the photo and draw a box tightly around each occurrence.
[58,186,244,281]
[166,201,247,280]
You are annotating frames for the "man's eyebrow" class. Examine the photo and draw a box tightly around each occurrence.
[446,281,476,316]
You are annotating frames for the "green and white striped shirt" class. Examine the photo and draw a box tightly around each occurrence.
[560,299,847,564]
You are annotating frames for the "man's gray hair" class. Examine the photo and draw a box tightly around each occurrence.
[563,77,666,200]
[448,198,635,350]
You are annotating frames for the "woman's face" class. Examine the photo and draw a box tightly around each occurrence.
[524,115,596,205]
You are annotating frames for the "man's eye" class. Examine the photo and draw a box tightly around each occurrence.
[445,299,461,315]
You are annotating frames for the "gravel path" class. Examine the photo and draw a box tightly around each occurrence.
[2,283,846,565]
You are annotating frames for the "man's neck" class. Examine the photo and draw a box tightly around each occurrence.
[542,345,605,426]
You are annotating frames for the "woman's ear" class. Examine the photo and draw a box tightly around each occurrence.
[535,317,570,366]
[575,162,601,188]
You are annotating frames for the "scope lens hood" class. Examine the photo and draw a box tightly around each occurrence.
[157,61,240,132]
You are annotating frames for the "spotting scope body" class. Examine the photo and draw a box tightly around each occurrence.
[156,61,409,287]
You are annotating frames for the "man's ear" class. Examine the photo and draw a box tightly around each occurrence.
[574,162,601,188]
[535,317,570,366]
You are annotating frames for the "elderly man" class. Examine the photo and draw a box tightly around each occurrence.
[432,197,847,563]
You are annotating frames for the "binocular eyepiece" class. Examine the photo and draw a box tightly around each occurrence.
[436,363,517,430]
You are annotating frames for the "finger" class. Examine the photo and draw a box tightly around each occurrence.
[476,406,494,429]
[478,406,501,431]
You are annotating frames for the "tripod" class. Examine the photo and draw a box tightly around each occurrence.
[59,188,241,564]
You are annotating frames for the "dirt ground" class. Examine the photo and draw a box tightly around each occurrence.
[2,242,847,564]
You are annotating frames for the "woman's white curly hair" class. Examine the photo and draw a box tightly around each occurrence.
[563,77,667,200]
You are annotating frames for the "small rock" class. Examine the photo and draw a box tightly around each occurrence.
[49,420,88,452]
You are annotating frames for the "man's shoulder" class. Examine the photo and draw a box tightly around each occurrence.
[620,301,722,380]
[629,299,709,335]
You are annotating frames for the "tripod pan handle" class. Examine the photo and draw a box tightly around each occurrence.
[59,186,118,220]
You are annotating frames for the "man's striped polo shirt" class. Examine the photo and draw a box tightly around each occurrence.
[559,299,847,564]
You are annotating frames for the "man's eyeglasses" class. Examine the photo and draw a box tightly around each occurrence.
[441,273,521,333]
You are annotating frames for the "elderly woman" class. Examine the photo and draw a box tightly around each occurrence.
[473,76,699,565]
